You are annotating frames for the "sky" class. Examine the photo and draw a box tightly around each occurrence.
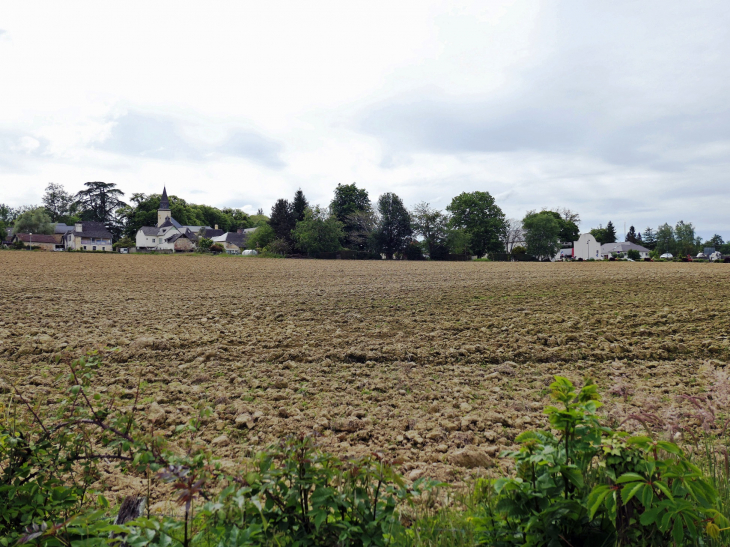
[1,0,729,239]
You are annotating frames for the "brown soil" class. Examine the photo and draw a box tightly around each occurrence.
[2,252,730,497]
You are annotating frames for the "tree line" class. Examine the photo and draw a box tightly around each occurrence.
[1,181,724,259]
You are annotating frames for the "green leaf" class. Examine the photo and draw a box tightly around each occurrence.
[587,485,613,519]
[621,482,644,505]
[672,516,684,544]
[640,506,662,526]
[639,484,653,508]
[616,472,645,484]
[653,480,674,501]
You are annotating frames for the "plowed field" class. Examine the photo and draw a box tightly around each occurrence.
[2,253,730,493]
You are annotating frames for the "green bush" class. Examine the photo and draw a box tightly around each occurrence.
[627,249,641,260]
[474,377,727,546]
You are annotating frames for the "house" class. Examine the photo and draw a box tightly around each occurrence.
[12,233,57,251]
[135,187,211,252]
[64,222,113,251]
[601,242,650,259]
[573,233,602,260]
[211,232,246,254]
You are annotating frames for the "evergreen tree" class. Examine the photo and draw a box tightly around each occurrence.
[372,193,412,259]
[604,221,617,243]
[75,182,126,223]
[642,227,657,250]
[626,226,638,243]
[269,199,295,244]
[292,189,309,223]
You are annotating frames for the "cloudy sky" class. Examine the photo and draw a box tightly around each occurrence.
[2,0,729,238]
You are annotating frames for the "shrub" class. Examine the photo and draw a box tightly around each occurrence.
[209,243,225,253]
[474,377,728,546]
[404,242,425,260]
[627,249,641,260]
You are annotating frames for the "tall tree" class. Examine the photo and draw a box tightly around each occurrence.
[292,206,344,254]
[42,183,76,222]
[642,227,657,250]
[269,199,295,244]
[501,218,524,254]
[292,189,309,223]
[604,221,617,244]
[75,182,126,223]
[626,226,638,243]
[412,202,449,257]
[675,220,700,256]
[708,234,724,248]
[523,211,561,260]
[12,208,54,235]
[372,193,412,259]
[543,210,578,243]
[655,223,676,255]
[330,183,371,249]
[446,191,506,258]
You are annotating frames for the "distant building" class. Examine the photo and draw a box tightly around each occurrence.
[573,233,602,260]
[601,242,650,259]
[211,232,246,254]
[12,233,58,251]
[135,187,210,252]
[64,222,113,251]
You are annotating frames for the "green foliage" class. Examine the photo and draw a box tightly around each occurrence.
[446,228,471,256]
[113,237,135,249]
[292,206,344,255]
[269,198,295,243]
[446,191,506,258]
[246,224,275,250]
[642,227,657,250]
[473,377,727,546]
[331,183,372,249]
[627,249,641,260]
[12,208,55,235]
[656,223,676,256]
[197,237,213,252]
[411,202,449,259]
[372,192,413,259]
[522,211,561,260]
[591,222,618,246]
[209,243,225,253]
[42,183,78,223]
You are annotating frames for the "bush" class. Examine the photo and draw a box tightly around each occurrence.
[473,377,727,546]
[209,243,225,253]
[113,237,135,249]
[404,242,424,260]
[265,237,291,256]
[627,249,641,260]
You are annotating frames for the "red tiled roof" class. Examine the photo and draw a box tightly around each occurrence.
[15,234,57,244]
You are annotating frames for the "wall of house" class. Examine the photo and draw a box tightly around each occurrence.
[136,231,158,249]
[574,234,602,260]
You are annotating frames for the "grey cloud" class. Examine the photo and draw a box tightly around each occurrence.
[358,0,730,171]
[98,111,285,168]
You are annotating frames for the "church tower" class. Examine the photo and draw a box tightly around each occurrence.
[157,187,171,227]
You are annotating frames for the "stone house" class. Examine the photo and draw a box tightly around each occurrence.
[64,222,113,251]
[211,232,246,254]
[135,187,210,252]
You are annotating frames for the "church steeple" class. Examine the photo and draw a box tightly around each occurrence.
[159,186,170,210]
[157,187,171,227]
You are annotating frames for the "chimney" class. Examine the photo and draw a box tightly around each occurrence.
[75,222,82,232]
[237,228,243,234]
[215,224,218,230]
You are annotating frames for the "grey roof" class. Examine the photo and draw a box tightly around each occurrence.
[601,242,650,254]
[54,223,71,234]
[159,187,170,210]
[203,228,224,238]
[183,225,211,233]
[241,227,258,234]
[139,226,158,236]
[73,222,113,239]
[212,232,245,247]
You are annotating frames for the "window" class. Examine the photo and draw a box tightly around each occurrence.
[92,246,97,251]
[152,238,155,243]
[83,246,87,250]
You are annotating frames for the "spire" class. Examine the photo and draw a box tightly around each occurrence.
[159,187,170,210]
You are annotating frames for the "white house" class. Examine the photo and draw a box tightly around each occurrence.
[601,242,650,259]
[573,233,602,260]
[135,187,211,252]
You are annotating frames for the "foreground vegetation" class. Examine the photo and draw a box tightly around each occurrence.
[5,353,730,546]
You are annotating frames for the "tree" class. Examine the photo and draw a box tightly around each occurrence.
[501,218,524,254]
[446,228,471,256]
[344,210,377,252]
[655,223,676,255]
[627,249,641,260]
[198,237,214,252]
[372,193,413,259]
[590,225,613,245]
[708,234,724,248]
[246,224,275,250]
[626,226,639,244]
[42,183,76,223]
[675,220,699,256]
[0,203,16,237]
[412,202,449,258]
[542,210,578,243]
[75,182,126,223]
[605,221,617,244]
[113,237,135,249]
[330,183,371,249]
[446,191,506,258]
[523,211,561,260]
[12,208,54,235]
[221,208,251,231]
[292,189,309,223]
[642,227,657,250]
[292,206,344,255]
[269,199,295,243]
